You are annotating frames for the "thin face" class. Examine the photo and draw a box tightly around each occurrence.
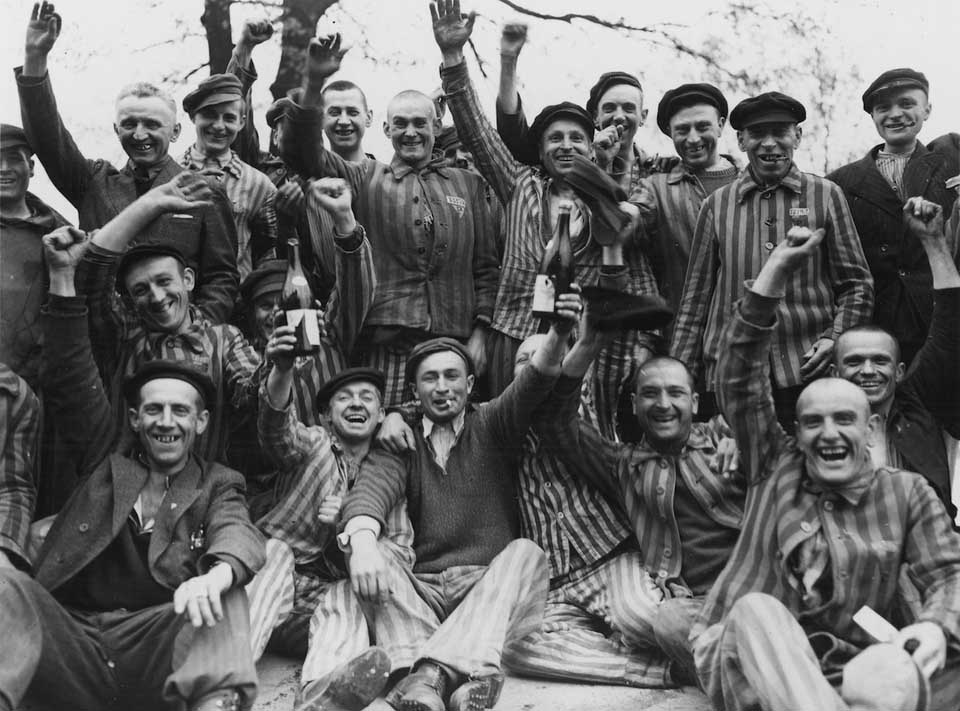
[870,88,931,150]
[124,256,194,333]
[595,83,646,146]
[795,379,876,487]
[114,95,180,168]
[414,350,474,425]
[539,118,592,179]
[322,88,371,154]
[193,99,245,156]
[632,361,698,448]
[834,331,904,409]
[128,377,209,474]
[0,147,34,205]
[326,381,384,444]
[738,122,800,185]
[384,94,439,166]
[513,334,548,381]
[670,104,725,170]
[252,291,280,343]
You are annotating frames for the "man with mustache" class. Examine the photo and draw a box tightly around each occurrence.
[690,207,960,710]
[671,92,874,428]
[829,69,959,367]
[16,2,240,324]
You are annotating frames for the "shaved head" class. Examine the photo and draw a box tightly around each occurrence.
[796,377,871,422]
[387,90,437,121]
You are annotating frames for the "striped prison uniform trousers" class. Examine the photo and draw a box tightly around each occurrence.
[352,341,413,409]
[502,551,672,688]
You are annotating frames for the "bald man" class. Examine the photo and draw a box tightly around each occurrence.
[279,36,498,405]
[690,224,960,710]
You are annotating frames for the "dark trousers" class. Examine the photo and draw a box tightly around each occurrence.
[0,569,257,711]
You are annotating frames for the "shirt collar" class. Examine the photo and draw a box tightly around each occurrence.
[422,409,466,439]
[667,154,741,185]
[636,423,718,456]
[387,154,449,180]
[800,457,876,506]
[735,162,802,203]
[181,145,243,179]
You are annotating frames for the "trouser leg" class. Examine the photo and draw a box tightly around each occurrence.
[694,592,847,711]
[245,538,296,660]
[301,580,369,685]
[484,331,521,399]
[651,596,704,685]
[355,342,411,408]
[419,539,548,676]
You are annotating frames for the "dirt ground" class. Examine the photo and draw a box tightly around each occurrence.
[253,654,713,711]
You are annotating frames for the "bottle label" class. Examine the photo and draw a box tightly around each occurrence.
[531,274,556,313]
[291,275,309,287]
[286,308,322,348]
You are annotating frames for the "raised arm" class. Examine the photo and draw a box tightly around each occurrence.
[494,22,538,166]
[823,183,874,338]
[433,0,526,205]
[226,18,273,167]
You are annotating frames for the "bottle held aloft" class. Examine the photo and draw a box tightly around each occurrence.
[532,200,575,324]
[277,238,322,356]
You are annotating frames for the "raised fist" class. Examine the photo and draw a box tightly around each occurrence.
[500,22,528,57]
[42,226,88,272]
[25,1,61,57]
[240,18,274,46]
[306,33,350,84]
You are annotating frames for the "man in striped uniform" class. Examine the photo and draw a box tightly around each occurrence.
[0,362,38,574]
[180,74,279,282]
[692,212,960,710]
[671,91,874,427]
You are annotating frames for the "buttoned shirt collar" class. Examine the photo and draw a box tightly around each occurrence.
[421,409,466,440]
[181,145,243,180]
[735,162,802,203]
[387,154,449,181]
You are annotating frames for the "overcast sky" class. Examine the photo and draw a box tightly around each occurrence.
[1,0,957,222]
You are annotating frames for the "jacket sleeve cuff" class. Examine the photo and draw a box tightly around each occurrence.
[740,287,780,328]
[43,293,87,317]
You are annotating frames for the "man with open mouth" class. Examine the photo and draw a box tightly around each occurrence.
[671,90,874,430]
[690,211,960,710]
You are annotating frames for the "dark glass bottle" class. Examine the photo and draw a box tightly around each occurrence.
[531,200,574,325]
[277,238,321,356]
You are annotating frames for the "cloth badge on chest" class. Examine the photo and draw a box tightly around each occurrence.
[445,195,466,218]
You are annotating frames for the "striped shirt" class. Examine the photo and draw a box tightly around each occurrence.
[442,60,660,343]
[632,158,740,339]
[81,243,262,464]
[180,146,279,280]
[692,290,960,652]
[0,364,39,570]
[875,149,913,199]
[541,375,744,596]
[255,394,415,577]
[284,109,498,339]
[671,164,874,390]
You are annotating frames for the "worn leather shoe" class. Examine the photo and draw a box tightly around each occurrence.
[189,688,241,711]
[295,647,391,711]
[384,661,450,711]
[448,672,504,711]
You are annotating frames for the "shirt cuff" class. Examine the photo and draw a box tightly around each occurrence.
[333,223,366,254]
[336,516,383,552]
[740,286,780,327]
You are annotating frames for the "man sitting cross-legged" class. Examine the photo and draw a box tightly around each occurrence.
[0,224,265,711]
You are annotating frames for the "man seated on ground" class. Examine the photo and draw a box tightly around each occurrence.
[244,355,415,711]
[435,3,658,440]
[280,33,498,406]
[671,91,874,426]
[0,361,39,575]
[691,207,960,711]
[180,73,279,281]
[336,290,582,711]
[17,2,240,323]
[75,173,261,488]
[0,223,265,711]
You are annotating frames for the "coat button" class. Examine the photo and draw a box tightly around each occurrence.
[800,521,812,533]
[414,218,422,226]
[170,502,178,509]
[880,243,888,253]
[78,523,90,533]
[823,500,834,511]
[765,241,775,250]
[663,548,673,557]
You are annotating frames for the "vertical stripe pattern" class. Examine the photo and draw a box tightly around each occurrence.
[0,365,39,566]
[245,538,296,660]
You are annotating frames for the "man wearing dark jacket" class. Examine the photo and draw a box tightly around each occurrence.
[0,223,265,711]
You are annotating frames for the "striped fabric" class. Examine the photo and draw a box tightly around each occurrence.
[875,149,912,199]
[0,364,39,568]
[180,146,279,279]
[503,550,670,687]
[692,290,960,653]
[670,164,874,390]
[80,243,262,465]
[246,538,296,659]
[352,341,414,408]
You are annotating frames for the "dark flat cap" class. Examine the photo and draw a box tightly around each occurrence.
[586,71,643,117]
[117,244,188,293]
[123,359,216,408]
[241,259,287,304]
[316,367,386,411]
[729,92,806,130]
[0,124,32,154]
[656,83,728,135]
[565,154,629,244]
[404,337,474,386]
[528,102,595,156]
[182,73,244,117]
[581,286,673,332]
[862,68,929,112]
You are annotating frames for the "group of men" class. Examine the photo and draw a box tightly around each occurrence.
[1,1,959,710]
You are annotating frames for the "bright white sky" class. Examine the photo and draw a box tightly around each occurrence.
[1,0,957,222]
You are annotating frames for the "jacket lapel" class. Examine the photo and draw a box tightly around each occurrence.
[845,149,902,219]
[148,455,204,568]
[112,453,150,536]
[903,144,942,197]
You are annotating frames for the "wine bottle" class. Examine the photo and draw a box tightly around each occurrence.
[531,200,574,323]
[277,238,321,356]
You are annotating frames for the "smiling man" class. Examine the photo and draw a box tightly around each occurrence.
[16,2,240,324]
[671,91,874,428]
[689,216,960,711]
[180,74,278,281]
[828,68,959,367]
[0,223,265,711]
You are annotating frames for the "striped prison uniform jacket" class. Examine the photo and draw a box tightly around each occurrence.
[671,164,874,391]
[180,146,279,280]
[0,364,39,570]
[691,288,960,675]
[80,243,263,466]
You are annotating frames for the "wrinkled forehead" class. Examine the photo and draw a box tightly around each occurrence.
[416,350,468,377]
[635,359,695,390]
[137,377,204,408]
[123,255,183,287]
[115,95,177,124]
[796,378,870,418]
[387,94,435,122]
[835,329,899,360]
